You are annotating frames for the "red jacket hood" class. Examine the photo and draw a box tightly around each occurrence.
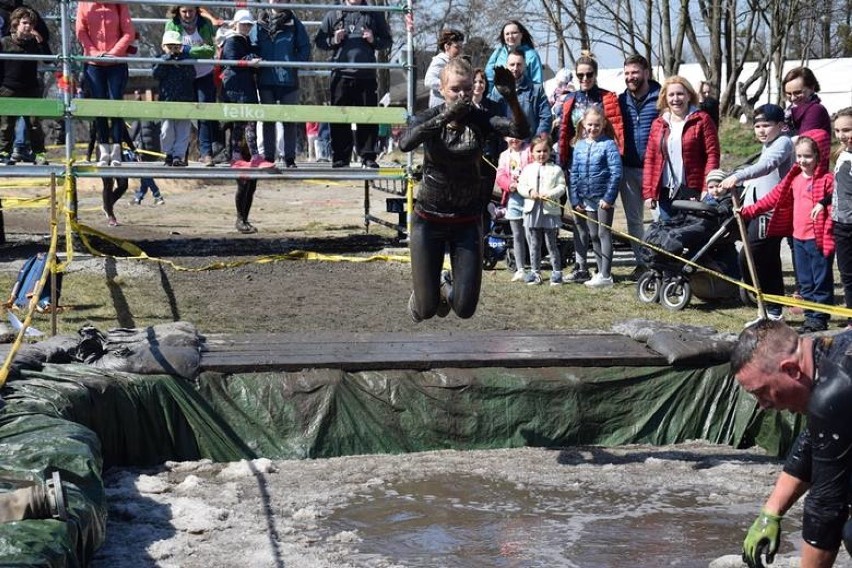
[799,128,831,178]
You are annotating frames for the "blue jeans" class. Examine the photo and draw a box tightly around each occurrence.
[194,73,218,157]
[792,237,834,325]
[135,178,161,201]
[409,214,483,319]
[84,64,128,143]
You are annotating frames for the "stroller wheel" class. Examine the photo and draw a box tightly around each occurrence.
[661,278,692,311]
[739,286,757,307]
[636,271,662,304]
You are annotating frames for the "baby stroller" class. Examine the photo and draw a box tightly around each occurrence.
[482,214,574,271]
[636,198,741,310]
[483,216,514,269]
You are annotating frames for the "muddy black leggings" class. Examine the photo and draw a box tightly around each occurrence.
[409,214,483,320]
[101,178,128,218]
[235,179,257,222]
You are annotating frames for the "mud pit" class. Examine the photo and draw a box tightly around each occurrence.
[3,176,841,567]
[89,443,852,568]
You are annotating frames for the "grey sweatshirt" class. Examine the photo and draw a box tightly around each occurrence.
[832,151,852,224]
[735,134,795,206]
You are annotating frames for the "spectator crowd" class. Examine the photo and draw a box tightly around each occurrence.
[1,4,851,334]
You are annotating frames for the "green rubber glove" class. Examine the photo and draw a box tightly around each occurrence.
[742,509,782,568]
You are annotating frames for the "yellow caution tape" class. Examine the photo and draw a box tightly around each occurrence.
[539,193,852,319]
[0,196,52,209]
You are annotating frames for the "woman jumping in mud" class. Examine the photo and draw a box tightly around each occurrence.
[399,58,529,321]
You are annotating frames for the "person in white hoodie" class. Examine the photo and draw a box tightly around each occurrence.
[423,29,464,108]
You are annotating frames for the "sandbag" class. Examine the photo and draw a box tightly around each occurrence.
[86,322,202,380]
[1,322,202,382]
[613,319,737,365]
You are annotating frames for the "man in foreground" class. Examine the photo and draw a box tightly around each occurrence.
[731,320,852,567]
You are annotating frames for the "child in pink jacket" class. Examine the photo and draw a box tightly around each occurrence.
[740,129,835,332]
[495,136,532,281]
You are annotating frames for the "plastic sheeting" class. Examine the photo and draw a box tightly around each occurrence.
[0,360,799,566]
[194,364,797,459]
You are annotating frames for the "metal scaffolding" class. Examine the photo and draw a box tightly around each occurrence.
[0,0,416,240]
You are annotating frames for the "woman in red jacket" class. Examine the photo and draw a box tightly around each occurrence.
[642,76,719,220]
[557,51,624,172]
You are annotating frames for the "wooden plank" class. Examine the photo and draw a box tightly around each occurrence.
[199,331,667,373]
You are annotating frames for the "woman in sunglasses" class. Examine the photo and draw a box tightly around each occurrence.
[557,51,625,173]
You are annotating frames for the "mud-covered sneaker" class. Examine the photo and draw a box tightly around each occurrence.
[511,269,526,282]
[436,270,452,317]
[154,197,165,205]
[235,218,257,234]
[550,271,563,286]
[525,272,543,285]
[567,268,591,283]
[131,197,142,205]
[408,291,423,323]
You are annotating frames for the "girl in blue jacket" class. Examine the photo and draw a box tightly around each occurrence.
[569,107,623,288]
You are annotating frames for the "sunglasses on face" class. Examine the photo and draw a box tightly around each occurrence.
[576,72,595,80]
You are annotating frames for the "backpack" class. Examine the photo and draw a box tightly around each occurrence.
[5,253,63,312]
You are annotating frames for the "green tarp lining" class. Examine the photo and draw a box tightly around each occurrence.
[193,364,800,458]
[0,361,799,566]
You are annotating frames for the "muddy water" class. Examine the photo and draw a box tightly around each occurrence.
[328,473,795,567]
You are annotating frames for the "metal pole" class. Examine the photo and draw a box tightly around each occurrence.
[405,0,414,241]
[731,186,766,318]
[364,180,370,234]
[50,173,57,336]
[60,0,77,225]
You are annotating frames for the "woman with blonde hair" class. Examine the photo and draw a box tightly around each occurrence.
[642,75,720,220]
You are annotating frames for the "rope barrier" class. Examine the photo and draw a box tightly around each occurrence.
[534,192,852,319]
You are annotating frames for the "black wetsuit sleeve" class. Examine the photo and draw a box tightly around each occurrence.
[398,106,447,153]
[489,113,530,142]
[793,355,852,551]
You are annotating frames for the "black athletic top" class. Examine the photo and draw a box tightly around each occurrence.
[399,104,529,221]
[784,331,852,550]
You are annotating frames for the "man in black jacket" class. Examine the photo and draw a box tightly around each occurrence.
[314,0,392,168]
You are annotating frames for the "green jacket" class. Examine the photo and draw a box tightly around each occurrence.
[164,15,216,60]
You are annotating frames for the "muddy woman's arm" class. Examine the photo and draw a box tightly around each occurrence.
[398,106,454,152]
[490,67,530,140]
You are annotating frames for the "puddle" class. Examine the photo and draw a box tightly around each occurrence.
[327,473,798,567]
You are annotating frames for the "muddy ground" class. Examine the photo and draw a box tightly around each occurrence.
[1,173,843,567]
